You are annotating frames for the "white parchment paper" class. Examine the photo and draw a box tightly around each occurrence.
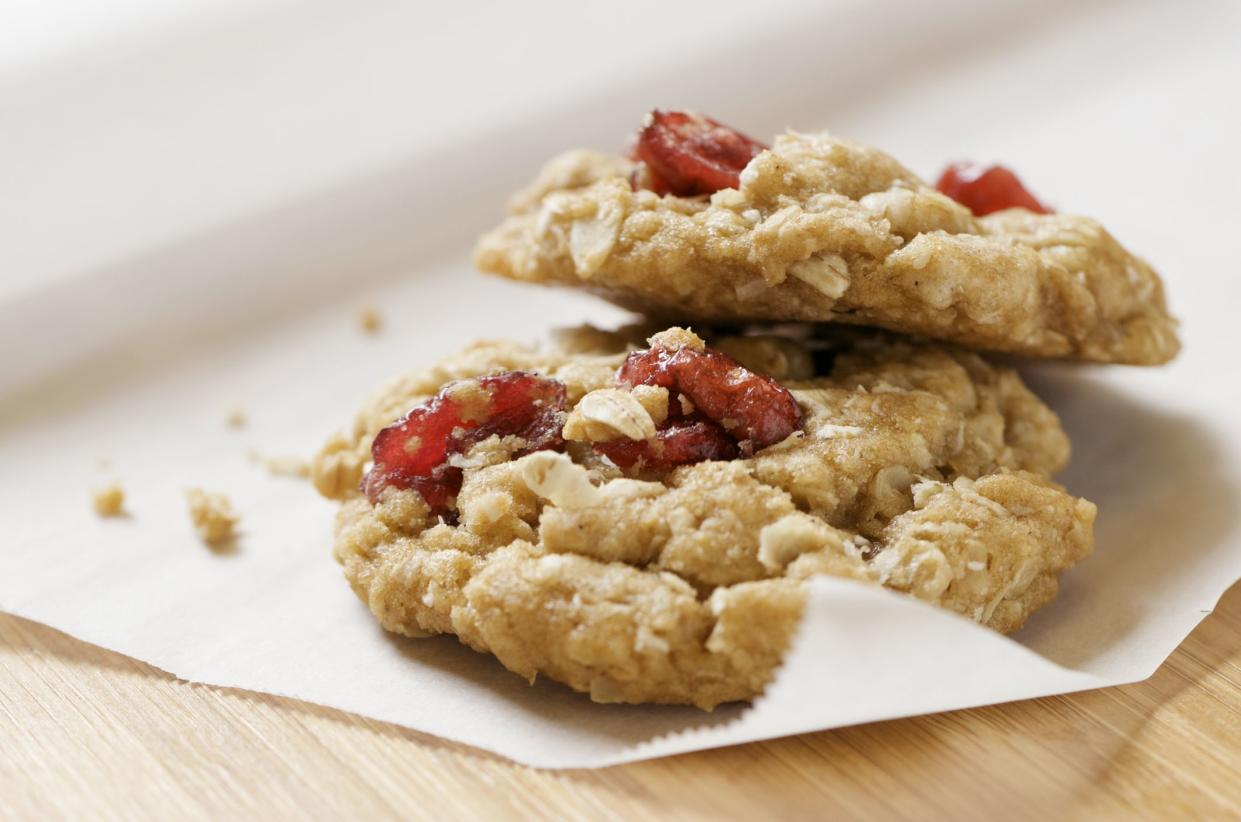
[2,0,1239,768]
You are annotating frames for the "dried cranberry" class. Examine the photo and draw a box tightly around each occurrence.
[935,162,1051,216]
[595,417,738,470]
[362,372,567,514]
[618,344,802,450]
[630,110,767,196]
[597,340,801,471]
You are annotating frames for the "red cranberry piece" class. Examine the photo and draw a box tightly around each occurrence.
[616,344,679,390]
[630,110,767,196]
[935,162,1051,216]
[595,417,738,470]
[618,344,802,450]
[362,372,567,515]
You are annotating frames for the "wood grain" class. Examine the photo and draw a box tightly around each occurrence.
[2,581,1239,821]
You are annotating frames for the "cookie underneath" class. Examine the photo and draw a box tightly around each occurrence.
[314,325,1095,708]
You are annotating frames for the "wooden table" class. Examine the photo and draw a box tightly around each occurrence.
[2,581,1238,820]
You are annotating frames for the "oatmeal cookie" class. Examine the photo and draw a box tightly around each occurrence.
[315,326,1094,708]
[474,125,1178,364]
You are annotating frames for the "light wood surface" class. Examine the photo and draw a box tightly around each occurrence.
[2,581,1239,821]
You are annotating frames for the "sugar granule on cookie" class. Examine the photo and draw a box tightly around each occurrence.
[185,488,238,544]
[314,325,1095,709]
[474,110,1179,365]
[92,482,126,517]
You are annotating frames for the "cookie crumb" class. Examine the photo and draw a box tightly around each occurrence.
[358,307,383,335]
[310,433,368,499]
[185,488,238,544]
[225,407,247,429]
[247,449,310,479]
[92,482,125,517]
[648,326,704,352]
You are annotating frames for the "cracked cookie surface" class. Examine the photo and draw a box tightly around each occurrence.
[474,132,1178,364]
[315,326,1095,708]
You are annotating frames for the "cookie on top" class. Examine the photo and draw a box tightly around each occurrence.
[475,111,1179,365]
